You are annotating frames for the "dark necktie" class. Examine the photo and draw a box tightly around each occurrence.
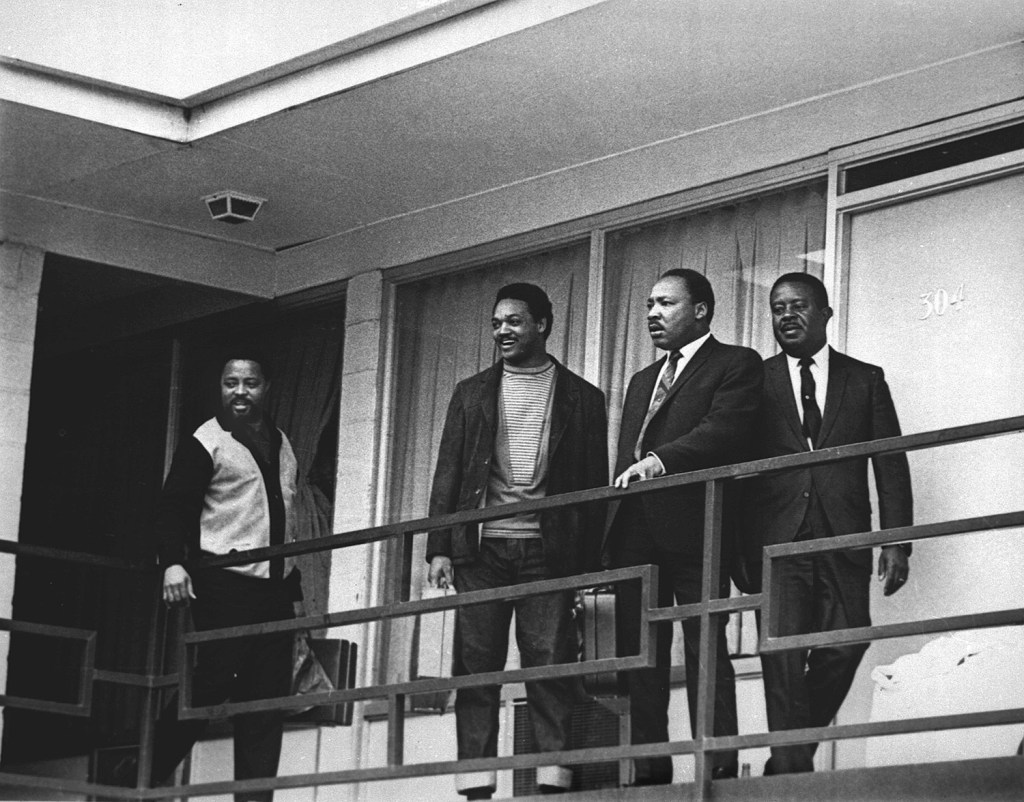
[634,350,682,461]
[799,356,822,446]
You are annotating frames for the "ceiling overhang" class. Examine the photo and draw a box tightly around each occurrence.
[0,0,609,142]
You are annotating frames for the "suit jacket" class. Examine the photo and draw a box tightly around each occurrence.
[742,348,913,570]
[425,357,608,576]
[603,335,763,560]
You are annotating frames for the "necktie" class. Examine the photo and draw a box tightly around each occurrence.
[634,350,682,461]
[799,356,822,446]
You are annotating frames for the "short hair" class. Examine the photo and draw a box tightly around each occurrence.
[771,272,830,308]
[659,268,715,324]
[493,283,554,339]
[221,349,272,382]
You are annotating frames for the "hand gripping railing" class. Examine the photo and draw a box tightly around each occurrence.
[0,414,1022,800]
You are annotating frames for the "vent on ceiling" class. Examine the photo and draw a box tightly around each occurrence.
[204,190,265,224]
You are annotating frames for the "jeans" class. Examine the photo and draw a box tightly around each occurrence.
[452,538,576,790]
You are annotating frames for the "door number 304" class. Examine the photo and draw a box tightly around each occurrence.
[919,284,965,320]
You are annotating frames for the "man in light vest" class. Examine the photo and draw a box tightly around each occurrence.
[151,352,300,802]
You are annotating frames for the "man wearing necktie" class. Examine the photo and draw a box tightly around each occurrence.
[602,268,763,785]
[742,272,913,775]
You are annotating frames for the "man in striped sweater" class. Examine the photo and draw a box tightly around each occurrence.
[427,283,608,799]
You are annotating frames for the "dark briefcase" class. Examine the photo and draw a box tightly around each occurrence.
[580,587,619,697]
[291,638,358,726]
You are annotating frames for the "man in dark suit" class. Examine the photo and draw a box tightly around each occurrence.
[426,283,608,799]
[745,272,913,774]
[604,268,763,784]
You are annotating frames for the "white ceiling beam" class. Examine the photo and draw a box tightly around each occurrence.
[0,0,612,142]
[0,60,190,141]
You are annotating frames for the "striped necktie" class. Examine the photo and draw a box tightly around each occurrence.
[634,350,682,461]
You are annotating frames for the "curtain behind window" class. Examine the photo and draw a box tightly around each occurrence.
[601,182,827,654]
[386,243,591,681]
[602,182,826,449]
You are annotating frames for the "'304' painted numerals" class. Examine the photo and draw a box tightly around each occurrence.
[919,283,965,320]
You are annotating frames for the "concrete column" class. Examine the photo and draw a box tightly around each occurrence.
[319,269,387,792]
[0,242,44,748]
[330,269,385,627]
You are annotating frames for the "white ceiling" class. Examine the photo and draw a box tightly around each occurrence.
[2,0,1023,288]
[0,0,467,100]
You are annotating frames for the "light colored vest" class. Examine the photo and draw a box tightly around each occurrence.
[193,417,298,578]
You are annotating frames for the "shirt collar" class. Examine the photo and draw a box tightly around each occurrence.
[785,343,829,374]
[667,331,712,363]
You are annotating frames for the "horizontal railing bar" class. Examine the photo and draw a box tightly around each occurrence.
[648,593,763,623]
[174,706,1024,795]
[764,510,1024,559]
[761,608,1024,653]
[704,706,1024,752]
[91,669,179,689]
[0,618,96,641]
[198,414,1024,570]
[185,565,652,643]
[0,539,151,571]
[0,694,90,717]
[182,654,651,719]
[0,774,139,800]
[1,416,1021,573]
[3,739,712,800]
[6,707,1020,800]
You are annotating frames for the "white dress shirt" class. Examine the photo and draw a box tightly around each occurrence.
[785,344,829,449]
[642,331,712,472]
[646,331,712,407]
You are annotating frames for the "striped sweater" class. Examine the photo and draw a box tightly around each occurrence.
[481,361,556,538]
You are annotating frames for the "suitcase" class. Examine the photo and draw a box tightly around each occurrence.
[412,586,457,712]
[580,586,619,696]
[290,638,358,726]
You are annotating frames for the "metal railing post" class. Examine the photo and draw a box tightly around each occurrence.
[694,478,725,800]
[134,577,166,798]
[387,692,406,767]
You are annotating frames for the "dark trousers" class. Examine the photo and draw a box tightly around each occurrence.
[758,509,871,774]
[152,568,295,802]
[452,538,576,765]
[611,502,739,784]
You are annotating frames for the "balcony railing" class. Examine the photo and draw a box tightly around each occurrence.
[1,414,1023,800]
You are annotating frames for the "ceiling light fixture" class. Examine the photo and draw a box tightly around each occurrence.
[203,190,265,224]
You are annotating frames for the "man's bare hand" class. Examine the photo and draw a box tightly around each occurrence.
[163,564,196,606]
[613,455,664,488]
[428,556,454,589]
[878,546,909,596]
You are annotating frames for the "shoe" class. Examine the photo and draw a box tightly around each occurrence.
[462,789,492,801]
[711,764,738,780]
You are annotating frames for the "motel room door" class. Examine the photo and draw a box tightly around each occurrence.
[836,166,1024,766]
